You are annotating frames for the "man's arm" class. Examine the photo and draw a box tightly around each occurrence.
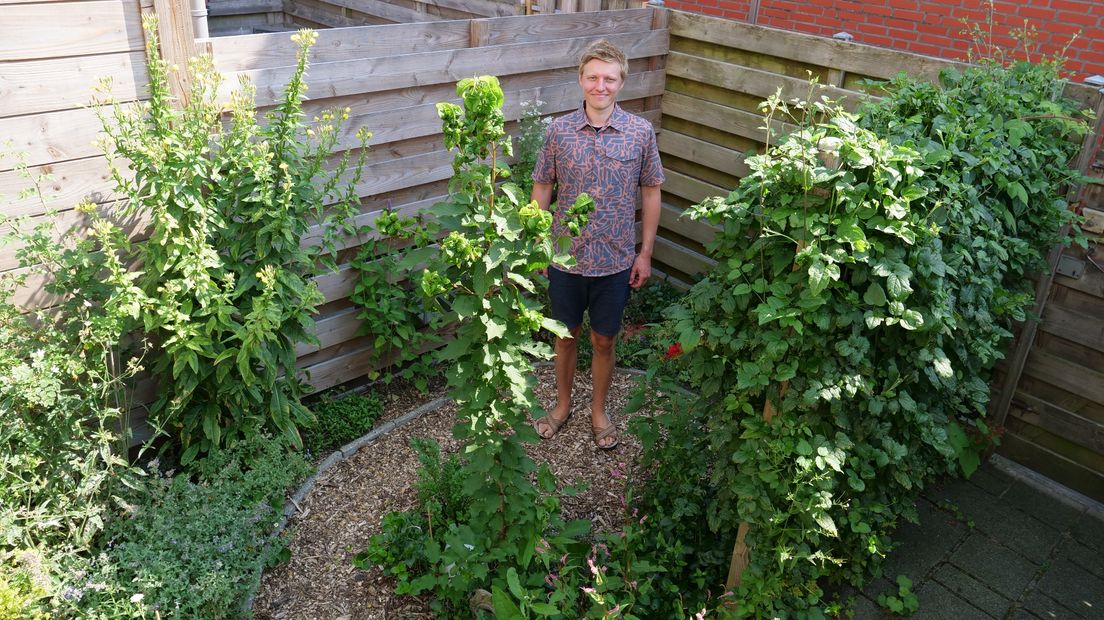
[531,182,554,211]
[630,184,661,289]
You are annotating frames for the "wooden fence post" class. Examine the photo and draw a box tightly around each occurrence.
[725,240,804,590]
[990,86,1104,428]
[143,0,198,106]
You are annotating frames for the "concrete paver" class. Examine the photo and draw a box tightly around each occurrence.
[850,456,1104,620]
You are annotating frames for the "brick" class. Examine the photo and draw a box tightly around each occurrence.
[862,34,894,47]
[1057,11,1100,27]
[887,0,919,10]
[913,580,995,620]
[893,10,924,22]
[887,27,919,41]
[910,42,944,57]
[856,22,889,35]
[1050,0,1096,12]
[885,17,917,31]
[917,22,953,36]
[1018,6,1055,21]
[1034,558,1104,617]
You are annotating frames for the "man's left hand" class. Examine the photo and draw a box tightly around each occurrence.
[629,253,651,289]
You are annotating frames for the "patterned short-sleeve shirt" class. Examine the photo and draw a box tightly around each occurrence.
[533,103,665,276]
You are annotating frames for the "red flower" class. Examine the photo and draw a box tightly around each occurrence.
[664,342,683,360]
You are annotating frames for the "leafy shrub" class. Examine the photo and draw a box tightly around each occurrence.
[0,553,50,620]
[63,435,311,618]
[1,195,145,556]
[95,18,371,463]
[303,392,386,456]
[350,211,439,393]
[628,52,1089,616]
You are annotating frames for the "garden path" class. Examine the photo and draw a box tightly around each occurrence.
[849,456,1104,619]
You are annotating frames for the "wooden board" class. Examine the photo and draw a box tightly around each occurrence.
[425,0,521,18]
[323,0,450,25]
[652,234,715,278]
[0,155,122,219]
[665,51,862,112]
[0,107,109,171]
[658,130,750,179]
[662,168,727,206]
[0,51,148,117]
[661,90,794,147]
[658,202,717,246]
[1021,348,1104,409]
[999,431,1104,501]
[0,0,144,61]
[1040,303,1104,355]
[220,29,667,106]
[1011,391,1104,455]
[469,8,655,47]
[207,0,284,16]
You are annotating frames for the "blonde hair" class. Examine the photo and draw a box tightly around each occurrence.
[578,39,628,81]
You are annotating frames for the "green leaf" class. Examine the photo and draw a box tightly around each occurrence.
[814,512,838,537]
[863,283,887,306]
[492,585,524,619]
[482,315,507,340]
[541,317,570,339]
[506,567,524,598]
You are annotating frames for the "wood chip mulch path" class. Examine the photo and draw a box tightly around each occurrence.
[251,366,651,620]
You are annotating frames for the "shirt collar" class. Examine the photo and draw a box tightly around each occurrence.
[572,102,627,132]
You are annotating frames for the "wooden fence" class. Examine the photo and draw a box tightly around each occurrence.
[206,0,648,35]
[660,10,1104,499]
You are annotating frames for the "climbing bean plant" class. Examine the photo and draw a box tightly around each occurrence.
[357,76,594,616]
[630,56,1089,617]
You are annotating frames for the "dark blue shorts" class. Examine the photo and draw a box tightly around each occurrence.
[548,266,631,337]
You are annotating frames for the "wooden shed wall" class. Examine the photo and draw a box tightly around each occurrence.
[660,10,1104,500]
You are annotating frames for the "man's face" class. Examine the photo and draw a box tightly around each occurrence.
[579,58,623,116]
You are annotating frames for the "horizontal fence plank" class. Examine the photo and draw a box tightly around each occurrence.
[0,51,148,117]
[653,234,714,278]
[999,430,1104,501]
[662,168,727,206]
[221,29,667,106]
[665,51,862,111]
[1012,390,1104,455]
[0,155,121,218]
[1040,304,1104,355]
[471,8,655,46]
[0,107,109,171]
[0,0,144,61]
[668,11,947,85]
[1022,349,1104,409]
[658,202,715,246]
[658,130,749,179]
[208,24,445,72]
[207,0,283,16]
[426,0,521,18]
[661,90,794,147]
[324,0,450,25]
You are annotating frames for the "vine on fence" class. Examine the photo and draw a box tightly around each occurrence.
[628,52,1089,616]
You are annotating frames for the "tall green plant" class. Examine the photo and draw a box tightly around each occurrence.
[98,19,371,463]
[358,76,593,616]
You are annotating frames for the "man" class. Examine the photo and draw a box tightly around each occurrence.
[530,39,664,450]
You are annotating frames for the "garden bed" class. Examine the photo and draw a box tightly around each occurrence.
[251,366,649,618]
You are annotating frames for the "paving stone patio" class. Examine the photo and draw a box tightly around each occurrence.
[850,455,1104,619]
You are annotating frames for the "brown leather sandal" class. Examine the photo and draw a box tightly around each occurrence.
[592,418,619,450]
[534,410,571,440]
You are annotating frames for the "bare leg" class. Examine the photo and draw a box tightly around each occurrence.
[537,325,582,438]
[590,330,617,448]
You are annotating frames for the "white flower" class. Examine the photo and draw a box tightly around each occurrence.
[130,593,144,603]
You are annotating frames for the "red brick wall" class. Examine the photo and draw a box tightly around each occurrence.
[663,0,1104,82]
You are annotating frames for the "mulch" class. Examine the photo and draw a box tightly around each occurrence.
[250,366,650,620]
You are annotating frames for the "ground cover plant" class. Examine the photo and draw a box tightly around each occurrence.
[1,19,370,618]
[619,46,1092,618]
